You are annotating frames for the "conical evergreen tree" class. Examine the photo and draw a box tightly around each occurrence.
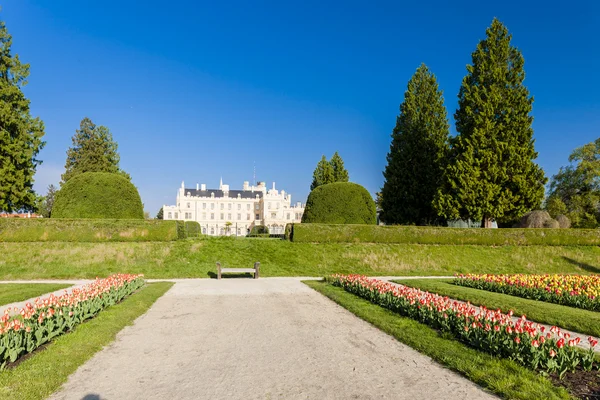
[310,155,334,191]
[330,152,349,183]
[62,117,130,183]
[434,19,546,227]
[381,64,450,225]
[0,19,45,212]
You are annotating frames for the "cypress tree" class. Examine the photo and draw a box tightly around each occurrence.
[0,19,45,212]
[62,117,130,183]
[330,151,349,183]
[381,64,450,225]
[434,19,546,227]
[310,155,334,191]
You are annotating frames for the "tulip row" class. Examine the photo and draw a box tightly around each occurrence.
[454,274,600,311]
[328,275,598,378]
[0,274,145,369]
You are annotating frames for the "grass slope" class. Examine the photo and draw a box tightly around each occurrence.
[394,279,600,338]
[1,237,600,279]
[304,280,572,400]
[0,282,173,400]
[0,284,71,306]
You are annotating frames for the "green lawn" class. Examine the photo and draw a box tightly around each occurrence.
[0,281,173,400]
[304,280,572,400]
[0,237,600,279]
[0,283,72,306]
[394,278,600,338]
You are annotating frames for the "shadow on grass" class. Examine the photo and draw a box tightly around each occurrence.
[561,257,600,274]
[206,271,255,279]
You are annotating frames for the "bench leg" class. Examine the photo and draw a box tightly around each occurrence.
[254,262,260,279]
[216,262,222,280]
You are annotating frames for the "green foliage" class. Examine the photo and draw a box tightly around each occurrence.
[0,283,71,307]
[330,151,349,183]
[381,64,450,225]
[52,172,143,219]
[62,117,130,184]
[434,19,546,227]
[0,219,180,242]
[302,182,376,224]
[249,225,269,236]
[310,152,350,191]
[36,184,57,218]
[284,223,294,241]
[546,138,600,228]
[184,221,201,237]
[0,19,46,213]
[291,223,600,245]
[156,207,163,220]
[310,155,335,191]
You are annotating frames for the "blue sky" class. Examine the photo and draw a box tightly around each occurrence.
[3,1,600,214]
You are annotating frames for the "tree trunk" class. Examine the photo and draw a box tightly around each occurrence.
[481,217,493,228]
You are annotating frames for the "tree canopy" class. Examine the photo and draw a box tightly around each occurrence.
[0,19,45,212]
[434,19,546,227]
[302,182,376,224]
[381,64,450,225]
[62,117,130,184]
[545,138,600,227]
[310,152,349,191]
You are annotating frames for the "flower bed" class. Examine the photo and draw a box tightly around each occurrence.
[454,274,600,311]
[328,275,598,377]
[0,274,144,369]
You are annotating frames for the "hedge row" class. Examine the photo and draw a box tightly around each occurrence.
[290,223,600,246]
[0,219,198,242]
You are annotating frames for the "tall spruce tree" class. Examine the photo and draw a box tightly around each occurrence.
[330,152,349,183]
[62,117,130,183]
[310,155,335,191]
[0,19,45,212]
[381,64,450,225]
[434,19,546,227]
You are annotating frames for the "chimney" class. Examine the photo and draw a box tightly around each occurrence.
[201,184,206,191]
[196,183,199,190]
[243,181,249,191]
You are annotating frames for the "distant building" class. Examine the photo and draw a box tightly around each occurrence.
[163,179,305,236]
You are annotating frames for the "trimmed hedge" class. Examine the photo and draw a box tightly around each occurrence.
[53,172,144,219]
[291,223,600,246]
[0,219,180,242]
[249,225,269,236]
[302,182,376,224]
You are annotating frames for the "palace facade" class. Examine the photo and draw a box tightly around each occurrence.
[163,180,305,236]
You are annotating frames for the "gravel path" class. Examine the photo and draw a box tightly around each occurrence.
[49,278,495,400]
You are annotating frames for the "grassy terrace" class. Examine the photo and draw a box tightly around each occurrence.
[305,280,571,400]
[0,237,600,279]
[394,279,600,338]
[0,283,72,306]
[0,282,173,400]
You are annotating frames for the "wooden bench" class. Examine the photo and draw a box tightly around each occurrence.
[216,262,260,279]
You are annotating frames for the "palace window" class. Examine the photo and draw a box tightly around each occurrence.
[203,203,206,209]
[247,214,250,220]
[287,213,290,220]
[238,204,241,210]
[211,213,214,220]
[255,214,260,220]
[271,212,276,218]
[210,227,215,235]
[228,213,231,220]
[168,212,172,219]
[228,203,232,210]
[202,213,206,219]
[237,213,241,220]
[247,204,251,210]
[268,202,271,209]
[211,203,214,210]
[202,228,206,234]
[220,213,224,220]
[220,204,224,210]
[174,212,178,219]
[255,204,259,210]
[187,203,190,208]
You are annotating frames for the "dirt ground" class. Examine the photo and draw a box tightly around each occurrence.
[48,278,496,400]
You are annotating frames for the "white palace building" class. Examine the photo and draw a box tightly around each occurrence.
[163,179,305,236]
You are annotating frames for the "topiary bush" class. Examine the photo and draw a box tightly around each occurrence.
[543,219,560,229]
[302,182,376,224]
[52,172,144,219]
[556,214,571,229]
[249,225,269,236]
[519,210,552,228]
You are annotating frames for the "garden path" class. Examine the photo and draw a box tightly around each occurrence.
[49,278,496,400]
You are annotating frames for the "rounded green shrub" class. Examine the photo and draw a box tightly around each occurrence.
[52,172,144,219]
[249,225,269,235]
[302,182,376,224]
